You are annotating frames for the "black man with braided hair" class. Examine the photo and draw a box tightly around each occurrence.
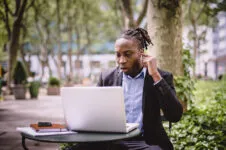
[70,28,183,150]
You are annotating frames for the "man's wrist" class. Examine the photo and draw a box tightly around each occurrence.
[152,72,162,83]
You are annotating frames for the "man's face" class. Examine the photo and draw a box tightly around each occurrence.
[115,38,143,77]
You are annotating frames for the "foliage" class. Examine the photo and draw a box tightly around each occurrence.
[0,0,34,88]
[167,80,226,149]
[181,49,195,77]
[28,0,121,54]
[183,0,218,27]
[0,49,7,62]
[48,77,60,87]
[174,49,195,109]
[174,76,195,109]
[60,143,77,150]
[29,81,40,98]
[12,61,28,85]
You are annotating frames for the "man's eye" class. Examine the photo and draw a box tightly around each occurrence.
[125,53,132,57]
[116,53,120,57]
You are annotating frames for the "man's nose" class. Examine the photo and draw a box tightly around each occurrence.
[119,56,127,63]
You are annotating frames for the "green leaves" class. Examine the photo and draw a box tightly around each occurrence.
[48,76,60,87]
[12,61,28,85]
[166,80,226,149]
[174,48,195,109]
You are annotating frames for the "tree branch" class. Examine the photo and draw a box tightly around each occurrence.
[20,23,27,39]
[0,10,6,21]
[16,0,28,23]
[117,0,126,29]
[121,0,134,25]
[14,0,21,16]
[188,0,194,24]
[3,0,11,40]
[121,0,133,16]
[34,15,44,43]
[136,0,148,26]
[25,0,35,12]
[33,2,45,44]
[3,0,14,16]
[195,1,207,21]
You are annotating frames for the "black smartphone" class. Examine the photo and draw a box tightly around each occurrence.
[38,122,52,127]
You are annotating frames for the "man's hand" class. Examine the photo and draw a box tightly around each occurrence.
[140,53,162,83]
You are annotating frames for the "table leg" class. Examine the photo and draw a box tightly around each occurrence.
[22,136,29,150]
[107,141,112,150]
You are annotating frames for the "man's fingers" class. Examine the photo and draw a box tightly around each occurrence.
[142,58,151,62]
[142,57,154,62]
[140,53,153,57]
[140,54,155,61]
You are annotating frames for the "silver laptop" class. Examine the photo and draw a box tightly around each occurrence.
[61,86,139,133]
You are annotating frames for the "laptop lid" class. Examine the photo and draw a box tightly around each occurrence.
[61,86,129,133]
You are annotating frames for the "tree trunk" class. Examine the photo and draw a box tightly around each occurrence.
[120,0,135,29]
[46,59,52,77]
[56,0,62,80]
[147,0,183,76]
[57,46,63,79]
[68,27,73,81]
[67,3,73,82]
[7,22,20,89]
[187,0,208,77]
[4,0,31,90]
[75,25,81,82]
[192,24,198,77]
[37,55,45,82]
[19,44,30,76]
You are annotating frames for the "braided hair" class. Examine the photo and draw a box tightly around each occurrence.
[120,28,153,50]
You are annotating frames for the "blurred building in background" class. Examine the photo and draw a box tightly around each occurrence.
[184,12,226,79]
[197,12,226,79]
[21,42,116,85]
[211,12,226,79]
[29,54,116,84]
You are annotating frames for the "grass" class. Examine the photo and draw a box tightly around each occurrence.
[193,79,226,110]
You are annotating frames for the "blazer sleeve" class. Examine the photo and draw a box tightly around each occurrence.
[97,72,103,87]
[154,73,183,122]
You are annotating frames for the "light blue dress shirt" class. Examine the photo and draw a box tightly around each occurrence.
[122,68,146,130]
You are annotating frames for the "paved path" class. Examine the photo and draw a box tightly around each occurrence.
[0,94,65,150]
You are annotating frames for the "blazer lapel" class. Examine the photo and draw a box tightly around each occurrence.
[114,67,123,86]
[142,71,154,113]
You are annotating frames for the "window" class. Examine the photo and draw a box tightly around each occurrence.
[219,18,226,27]
[219,29,226,38]
[108,61,116,68]
[75,60,83,69]
[90,61,101,68]
[219,41,226,50]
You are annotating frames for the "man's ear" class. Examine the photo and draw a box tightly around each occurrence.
[138,49,144,54]
[138,49,144,57]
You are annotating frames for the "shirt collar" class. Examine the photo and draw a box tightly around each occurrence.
[123,68,147,79]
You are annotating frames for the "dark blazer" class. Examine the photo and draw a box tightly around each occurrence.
[97,67,183,150]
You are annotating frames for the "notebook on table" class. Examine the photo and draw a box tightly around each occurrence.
[30,123,67,132]
[61,86,139,133]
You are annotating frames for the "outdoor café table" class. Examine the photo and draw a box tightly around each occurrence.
[20,128,140,150]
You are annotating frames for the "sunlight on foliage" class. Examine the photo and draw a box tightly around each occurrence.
[166,79,226,149]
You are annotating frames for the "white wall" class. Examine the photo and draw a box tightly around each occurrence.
[29,54,116,82]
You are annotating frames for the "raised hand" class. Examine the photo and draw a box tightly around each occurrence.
[140,53,162,82]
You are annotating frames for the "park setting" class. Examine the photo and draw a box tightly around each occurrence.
[0,0,226,150]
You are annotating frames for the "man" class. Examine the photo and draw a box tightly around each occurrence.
[71,28,182,150]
